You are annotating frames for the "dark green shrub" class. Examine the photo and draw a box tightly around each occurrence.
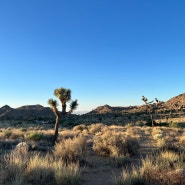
[27,132,43,141]
[169,121,180,128]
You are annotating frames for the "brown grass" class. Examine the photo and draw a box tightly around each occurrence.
[93,130,140,157]
[54,135,87,162]
[116,150,185,185]
[0,149,81,185]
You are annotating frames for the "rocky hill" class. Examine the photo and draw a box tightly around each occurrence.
[165,93,185,109]
[88,104,140,115]
[89,93,185,115]
[0,105,13,116]
[0,104,54,120]
[0,93,185,124]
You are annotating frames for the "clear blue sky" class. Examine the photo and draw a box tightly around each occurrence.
[0,0,185,112]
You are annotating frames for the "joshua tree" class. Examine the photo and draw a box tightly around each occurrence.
[142,96,162,127]
[48,87,78,144]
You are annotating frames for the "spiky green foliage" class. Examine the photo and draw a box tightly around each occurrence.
[54,88,71,103]
[70,100,78,111]
[142,96,148,103]
[48,99,58,109]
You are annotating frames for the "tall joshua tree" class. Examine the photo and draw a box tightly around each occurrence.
[48,87,78,144]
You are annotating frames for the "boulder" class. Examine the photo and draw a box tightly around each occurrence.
[15,142,30,152]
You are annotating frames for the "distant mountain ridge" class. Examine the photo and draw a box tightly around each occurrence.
[0,93,185,120]
[88,104,137,114]
[88,93,185,114]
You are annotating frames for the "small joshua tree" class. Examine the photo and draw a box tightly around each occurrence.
[48,87,78,144]
[142,96,162,127]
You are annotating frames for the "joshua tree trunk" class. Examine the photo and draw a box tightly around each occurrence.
[150,113,154,127]
[53,115,59,144]
[62,102,66,114]
[53,109,60,144]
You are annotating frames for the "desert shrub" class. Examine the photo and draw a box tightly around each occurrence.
[73,124,88,132]
[152,127,163,136]
[54,161,81,185]
[60,129,77,139]
[159,142,185,153]
[180,135,185,144]
[109,155,131,168]
[156,138,166,147]
[25,153,55,185]
[54,135,87,162]
[9,130,24,139]
[156,151,182,170]
[93,130,140,157]
[116,150,185,185]
[88,123,105,135]
[141,151,185,184]
[116,169,145,185]
[169,121,180,128]
[124,137,140,156]
[0,149,81,185]
[3,130,12,139]
[2,150,28,184]
[26,154,81,185]
[20,127,27,132]
[119,156,169,184]
[126,123,133,128]
[26,132,43,141]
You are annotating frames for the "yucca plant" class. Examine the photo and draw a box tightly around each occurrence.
[48,87,78,144]
[141,96,163,127]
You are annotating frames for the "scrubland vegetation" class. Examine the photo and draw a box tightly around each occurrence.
[0,120,185,185]
[0,89,185,184]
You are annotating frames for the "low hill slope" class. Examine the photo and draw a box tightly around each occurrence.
[165,93,185,109]
[0,104,54,119]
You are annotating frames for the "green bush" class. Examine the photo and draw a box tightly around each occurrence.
[26,132,43,141]
[169,121,180,128]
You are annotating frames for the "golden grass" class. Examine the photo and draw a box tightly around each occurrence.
[116,150,185,185]
[60,129,77,139]
[88,123,105,135]
[180,135,185,144]
[93,129,140,157]
[0,149,81,185]
[54,135,87,162]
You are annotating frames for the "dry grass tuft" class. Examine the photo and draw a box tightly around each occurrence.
[116,150,185,185]
[93,130,140,157]
[180,135,185,144]
[73,124,88,132]
[54,135,87,162]
[0,149,81,185]
[88,123,105,135]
